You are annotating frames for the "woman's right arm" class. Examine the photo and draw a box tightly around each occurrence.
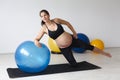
[34,26,46,47]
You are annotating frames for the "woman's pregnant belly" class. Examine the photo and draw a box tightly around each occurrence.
[55,32,72,48]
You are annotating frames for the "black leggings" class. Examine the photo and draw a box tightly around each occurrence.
[59,35,94,67]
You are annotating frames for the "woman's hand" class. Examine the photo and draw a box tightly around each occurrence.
[34,40,42,47]
[73,33,78,39]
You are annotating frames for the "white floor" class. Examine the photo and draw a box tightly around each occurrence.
[0,47,120,80]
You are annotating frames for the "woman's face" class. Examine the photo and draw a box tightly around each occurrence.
[40,12,50,23]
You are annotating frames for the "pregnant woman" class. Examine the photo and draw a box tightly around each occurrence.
[34,9,112,67]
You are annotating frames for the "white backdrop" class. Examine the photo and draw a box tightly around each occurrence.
[0,0,120,53]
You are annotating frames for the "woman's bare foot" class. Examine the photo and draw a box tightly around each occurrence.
[93,47,112,58]
[101,52,112,58]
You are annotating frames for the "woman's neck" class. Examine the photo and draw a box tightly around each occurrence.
[45,20,53,26]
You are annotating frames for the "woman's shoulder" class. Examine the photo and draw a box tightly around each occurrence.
[52,18,62,24]
[41,24,47,30]
[52,18,68,24]
[40,25,48,34]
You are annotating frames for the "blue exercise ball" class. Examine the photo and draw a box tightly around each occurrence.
[72,33,90,53]
[15,41,50,73]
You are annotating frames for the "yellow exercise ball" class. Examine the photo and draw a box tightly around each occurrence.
[90,39,104,50]
[48,37,61,53]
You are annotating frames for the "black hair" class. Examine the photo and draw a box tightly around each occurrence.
[39,9,50,26]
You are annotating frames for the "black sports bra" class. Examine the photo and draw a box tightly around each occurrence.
[47,22,64,40]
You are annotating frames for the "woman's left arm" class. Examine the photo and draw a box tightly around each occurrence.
[54,18,78,38]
